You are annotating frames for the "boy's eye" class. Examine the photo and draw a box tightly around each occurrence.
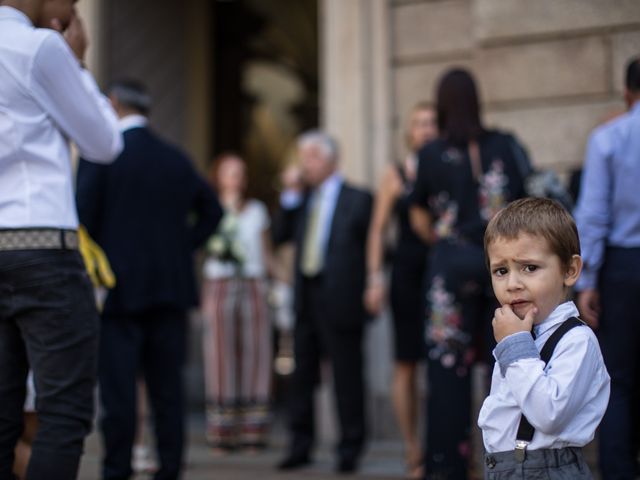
[523,264,538,273]
[493,267,508,277]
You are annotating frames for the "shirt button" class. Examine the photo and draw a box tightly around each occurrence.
[485,455,496,469]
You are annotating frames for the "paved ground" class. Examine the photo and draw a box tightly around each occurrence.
[77,415,601,480]
[77,416,407,480]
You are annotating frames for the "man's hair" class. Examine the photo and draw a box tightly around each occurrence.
[297,129,339,161]
[107,78,151,115]
[626,56,640,93]
[484,197,580,269]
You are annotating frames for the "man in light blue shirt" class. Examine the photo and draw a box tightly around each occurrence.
[574,56,640,479]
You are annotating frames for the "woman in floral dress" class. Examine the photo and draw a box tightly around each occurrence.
[409,69,530,479]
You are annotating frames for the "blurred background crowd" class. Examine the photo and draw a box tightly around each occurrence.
[2,1,639,479]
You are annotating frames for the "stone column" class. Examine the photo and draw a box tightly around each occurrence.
[320,0,392,186]
[77,0,105,84]
[319,0,397,442]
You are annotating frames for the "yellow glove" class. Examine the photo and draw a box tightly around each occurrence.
[78,225,116,289]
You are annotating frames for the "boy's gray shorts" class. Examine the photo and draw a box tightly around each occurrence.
[484,447,592,479]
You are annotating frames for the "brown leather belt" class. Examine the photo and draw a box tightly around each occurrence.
[0,228,79,251]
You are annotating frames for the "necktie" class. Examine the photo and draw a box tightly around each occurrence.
[301,191,324,276]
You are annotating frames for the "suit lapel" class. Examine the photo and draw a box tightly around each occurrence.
[326,184,348,255]
[295,193,311,247]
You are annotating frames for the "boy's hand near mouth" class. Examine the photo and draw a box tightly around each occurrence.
[492,304,537,343]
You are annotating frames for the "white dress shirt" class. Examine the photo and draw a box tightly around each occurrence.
[118,114,148,133]
[0,6,123,229]
[478,301,610,453]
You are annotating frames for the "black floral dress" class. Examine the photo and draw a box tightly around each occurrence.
[409,129,528,479]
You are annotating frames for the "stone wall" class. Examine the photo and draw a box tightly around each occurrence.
[322,0,640,442]
[392,0,640,173]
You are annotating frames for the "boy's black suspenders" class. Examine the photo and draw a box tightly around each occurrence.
[514,317,585,462]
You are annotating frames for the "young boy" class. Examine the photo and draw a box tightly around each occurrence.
[478,198,610,478]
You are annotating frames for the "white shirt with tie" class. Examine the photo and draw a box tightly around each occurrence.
[0,6,123,230]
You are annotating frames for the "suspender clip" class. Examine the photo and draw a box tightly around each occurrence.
[514,440,529,463]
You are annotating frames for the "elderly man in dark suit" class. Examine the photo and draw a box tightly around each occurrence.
[76,79,222,480]
[274,130,373,474]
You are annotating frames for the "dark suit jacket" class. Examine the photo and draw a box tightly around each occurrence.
[76,126,222,314]
[273,181,372,330]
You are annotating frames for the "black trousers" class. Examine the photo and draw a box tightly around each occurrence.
[99,308,187,480]
[286,275,366,461]
[0,250,98,480]
[422,240,496,480]
[597,247,640,480]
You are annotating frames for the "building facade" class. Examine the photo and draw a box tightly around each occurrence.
[78,0,640,440]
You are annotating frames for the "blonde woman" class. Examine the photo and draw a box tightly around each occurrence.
[365,102,437,478]
[201,153,277,452]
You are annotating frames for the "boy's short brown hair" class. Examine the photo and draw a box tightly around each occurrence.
[484,198,581,269]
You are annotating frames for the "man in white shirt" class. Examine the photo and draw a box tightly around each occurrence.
[0,1,123,478]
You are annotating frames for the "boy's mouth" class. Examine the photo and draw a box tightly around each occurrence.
[510,300,531,309]
[509,300,532,320]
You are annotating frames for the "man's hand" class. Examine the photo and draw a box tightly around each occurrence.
[280,165,304,192]
[577,289,600,329]
[63,11,88,64]
[492,304,537,343]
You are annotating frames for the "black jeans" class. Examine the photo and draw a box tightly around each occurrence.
[0,250,99,480]
[99,308,187,480]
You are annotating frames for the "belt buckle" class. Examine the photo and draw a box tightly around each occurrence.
[514,440,528,463]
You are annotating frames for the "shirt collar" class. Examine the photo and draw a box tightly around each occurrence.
[630,100,640,116]
[118,114,148,132]
[533,301,580,338]
[316,171,343,199]
[0,6,33,26]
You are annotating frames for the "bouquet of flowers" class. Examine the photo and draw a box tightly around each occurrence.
[206,212,244,266]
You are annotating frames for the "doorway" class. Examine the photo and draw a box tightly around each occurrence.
[211,0,319,207]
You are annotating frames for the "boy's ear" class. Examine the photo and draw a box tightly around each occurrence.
[564,254,583,288]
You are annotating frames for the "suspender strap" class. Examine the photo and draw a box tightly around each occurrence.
[514,317,585,459]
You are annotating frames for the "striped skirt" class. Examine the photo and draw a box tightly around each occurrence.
[201,277,272,449]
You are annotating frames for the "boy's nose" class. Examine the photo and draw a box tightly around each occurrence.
[506,273,523,290]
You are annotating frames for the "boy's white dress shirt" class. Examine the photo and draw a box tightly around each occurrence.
[0,6,122,229]
[478,301,610,453]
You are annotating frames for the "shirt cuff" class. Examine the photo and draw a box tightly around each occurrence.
[280,190,303,209]
[575,268,598,291]
[494,332,539,377]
